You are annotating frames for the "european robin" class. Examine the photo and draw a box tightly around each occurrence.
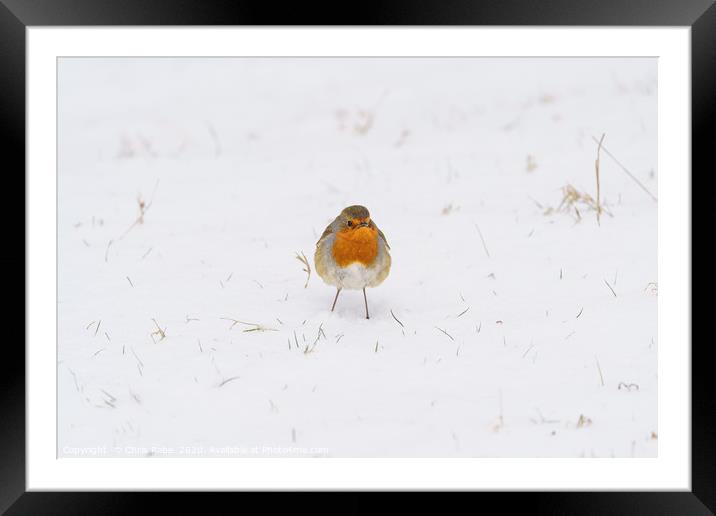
[314,205,391,319]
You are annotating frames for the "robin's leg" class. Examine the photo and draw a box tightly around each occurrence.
[331,288,341,312]
[363,288,370,320]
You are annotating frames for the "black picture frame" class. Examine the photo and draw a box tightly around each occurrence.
[3,0,708,513]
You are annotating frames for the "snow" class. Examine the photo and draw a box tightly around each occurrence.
[57,57,657,458]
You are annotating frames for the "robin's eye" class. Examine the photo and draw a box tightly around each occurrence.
[347,221,353,227]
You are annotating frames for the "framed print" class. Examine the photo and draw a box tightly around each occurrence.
[5,0,709,512]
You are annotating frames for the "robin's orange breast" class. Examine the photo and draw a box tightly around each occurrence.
[332,226,379,267]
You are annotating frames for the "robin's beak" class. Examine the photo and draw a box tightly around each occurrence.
[357,221,369,228]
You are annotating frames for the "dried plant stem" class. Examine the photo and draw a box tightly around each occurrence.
[150,318,167,342]
[591,136,657,202]
[120,180,159,240]
[595,133,605,226]
[295,251,311,288]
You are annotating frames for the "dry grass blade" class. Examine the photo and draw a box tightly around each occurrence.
[309,323,326,349]
[577,414,593,428]
[104,240,113,263]
[303,339,319,354]
[220,317,278,332]
[120,180,160,240]
[595,133,605,226]
[435,326,455,341]
[390,309,404,328]
[150,318,167,342]
[558,185,597,212]
[100,389,116,402]
[604,279,617,297]
[295,251,311,288]
[130,347,144,368]
[591,135,657,202]
[243,324,279,333]
[595,356,605,386]
[218,375,240,387]
[553,183,613,222]
[522,344,535,359]
[474,223,491,258]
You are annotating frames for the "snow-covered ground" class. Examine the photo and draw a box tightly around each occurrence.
[57,57,657,458]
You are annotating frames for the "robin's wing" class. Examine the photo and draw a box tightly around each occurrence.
[316,219,336,247]
[375,223,390,250]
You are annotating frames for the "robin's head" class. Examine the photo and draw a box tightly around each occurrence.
[339,205,371,230]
